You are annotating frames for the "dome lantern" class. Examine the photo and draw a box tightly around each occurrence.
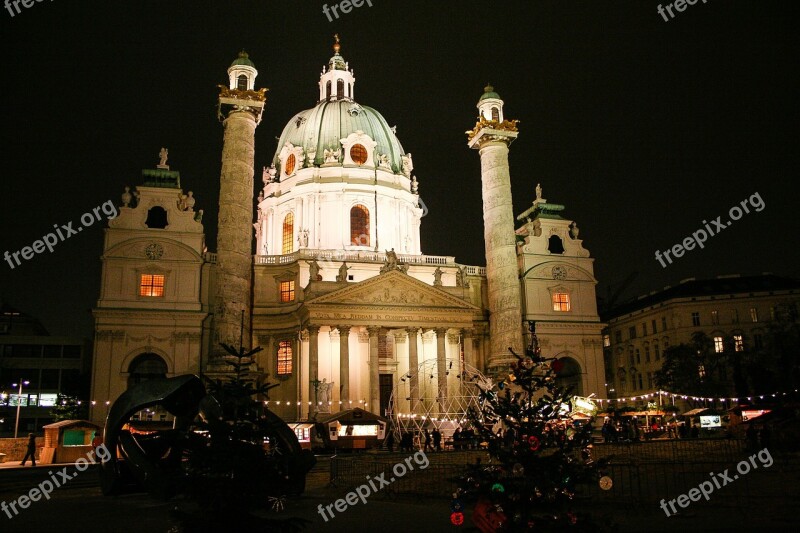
[319,34,355,102]
[477,84,504,123]
[228,50,258,91]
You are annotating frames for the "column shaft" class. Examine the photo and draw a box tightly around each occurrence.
[435,328,448,410]
[367,327,381,414]
[338,326,351,403]
[308,326,320,416]
[407,327,419,412]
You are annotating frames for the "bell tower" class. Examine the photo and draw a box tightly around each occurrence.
[213,51,267,353]
[467,85,524,372]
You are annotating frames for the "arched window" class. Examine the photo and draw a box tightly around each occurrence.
[326,80,332,99]
[337,79,344,98]
[128,353,167,388]
[237,74,248,91]
[277,340,293,375]
[282,213,294,254]
[350,205,370,246]
[491,107,499,121]
[145,206,168,229]
[350,144,368,165]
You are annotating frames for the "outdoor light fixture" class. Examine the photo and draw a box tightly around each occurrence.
[12,380,30,439]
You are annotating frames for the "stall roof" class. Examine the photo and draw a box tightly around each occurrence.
[317,407,387,425]
[42,420,101,430]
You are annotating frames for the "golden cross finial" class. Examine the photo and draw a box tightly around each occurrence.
[333,34,341,53]
[334,33,340,44]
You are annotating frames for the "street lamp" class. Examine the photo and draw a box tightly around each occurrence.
[12,380,30,439]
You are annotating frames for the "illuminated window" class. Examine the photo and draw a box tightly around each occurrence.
[139,274,165,297]
[237,74,247,90]
[603,334,610,347]
[350,205,369,245]
[491,107,499,121]
[714,336,724,353]
[552,293,570,312]
[350,144,368,165]
[284,153,296,176]
[282,213,294,254]
[280,281,295,302]
[750,308,758,322]
[711,310,719,325]
[733,335,744,352]
[277,340,293,375]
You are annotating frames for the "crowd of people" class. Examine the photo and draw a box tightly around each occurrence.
[384,426,480,452]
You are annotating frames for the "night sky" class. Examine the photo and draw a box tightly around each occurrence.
[1,0,797,338]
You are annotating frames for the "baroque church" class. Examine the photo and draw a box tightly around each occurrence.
[88,40,606,425]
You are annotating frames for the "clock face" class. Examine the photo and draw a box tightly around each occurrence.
[552,266,567,280]
[599,476,613,491]
[145,243,164,260]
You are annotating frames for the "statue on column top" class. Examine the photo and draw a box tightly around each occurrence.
[433,267,443,287]
[336,262,350,282]
[158,148,169,168]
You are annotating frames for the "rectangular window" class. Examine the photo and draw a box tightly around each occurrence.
[552,293,570,312]
[661,317,667,331]
[615,331,622,344]
[629,327,637,340]
[277,340,293,375]
[645,346,650,362]
[733,335,744,352]
[647,372,655,389]
[711,310,719,325]
[642,322,647,336]
[691,312,700,326]
[750,308,758,322]
[753,334,763,350]
[628,349,634,367]
[655,343,660,361]
[140,274,165,297]
[714,336,724,353]
[732,309,739,323]
[603,334,611,348]
[637,373,643,389]
[279,281,295,303]
[635,349,641,364]
[651,319,657,335]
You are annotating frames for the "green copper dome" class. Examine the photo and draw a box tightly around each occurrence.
[273,99,406,173]
[230,50,255,68]
[479,84,501,101]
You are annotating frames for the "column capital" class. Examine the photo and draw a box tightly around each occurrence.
[461,327,474,338]
[434,327,449,336]
[337,325,352,335]
[366,326,382,337]
[406,326,420,335]
[306,325,321,335]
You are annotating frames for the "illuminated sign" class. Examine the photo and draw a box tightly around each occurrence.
[700,415,721,428]
[741,410,769,421]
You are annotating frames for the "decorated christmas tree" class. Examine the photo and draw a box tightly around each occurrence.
[451,323,610,531]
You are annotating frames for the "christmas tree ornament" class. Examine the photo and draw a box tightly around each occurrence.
[599,475,613,490]
[450,511,465,526]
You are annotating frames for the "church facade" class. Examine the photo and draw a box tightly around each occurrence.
[89,42,605,425]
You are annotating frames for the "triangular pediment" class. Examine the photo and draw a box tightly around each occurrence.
[306,270,478,310]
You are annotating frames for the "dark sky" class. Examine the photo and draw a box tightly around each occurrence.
[1,0,797,338]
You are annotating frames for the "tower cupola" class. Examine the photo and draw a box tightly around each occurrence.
[318,34,355,102]
[477,84,504,123]
[228,50,258,91]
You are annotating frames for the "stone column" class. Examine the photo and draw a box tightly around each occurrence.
[367,326,381,414]
[214,109,259,353]
[462,328,474,368]
[308,326,320,414]
[338,325,351,403]
[406,327,420,412]
[476,139,524,370]
[435,328,448,410]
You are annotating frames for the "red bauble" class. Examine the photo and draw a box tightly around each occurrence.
[528,435,540,451]
[451,512,465,526]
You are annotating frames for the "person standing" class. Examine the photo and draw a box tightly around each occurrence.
[385,430,395,453]
[424,429,432,452]
[21,433,37,467]
[432,428,442,451]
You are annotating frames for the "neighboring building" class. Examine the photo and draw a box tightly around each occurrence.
[0,303,91,434]
[602,274,800,407]
[89,41,606,425]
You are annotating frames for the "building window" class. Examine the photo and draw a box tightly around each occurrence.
[615,331,622,344]
[237,74,247,90]
[714,336,724,353]
[282,213,294,254]
[731,309,739,323]
[350,144,368,165]
[284,153,296,176]
[491,107,499,121]
[139,274,165,297]
[350,205,370,245]
[547,235,565,254]
[663,337,670,349]
[750,308,758,322]
[642,322,647,336]
[654,343,660,361]
[337,78,345,98]
[145,206,168,229]
[628,347,634,367]
[661,317,667,331]
[635,349,641,364]
[733,335,744,352]
[552,293,570,312]
[711,310,719,325]
[326,80,332,99]
[651,319,657,335]
[753,333,763,350]
[279,281,295,303]
[277,341,293,375]
[603,334,611,348]
[637,373,644,390]
[645,345,651,362]
[629,327,637,340]
[647,372,655,389]
[691,312,700,326]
